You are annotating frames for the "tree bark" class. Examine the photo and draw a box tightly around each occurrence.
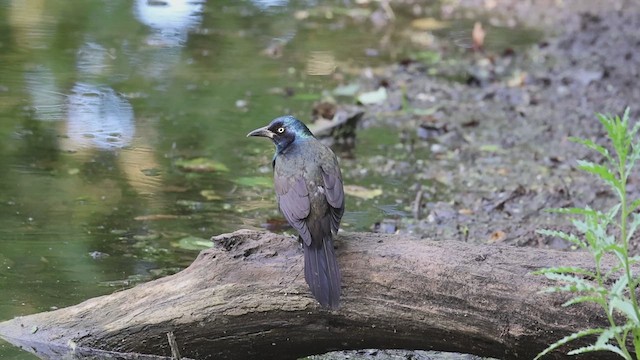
[0,230,622,359]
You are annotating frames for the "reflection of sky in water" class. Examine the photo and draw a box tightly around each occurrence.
[132,0,204,80]
[25,45,135,151]
[66,83,134,151]
[251,0,290,9]
[133,0,204,46]
[24,66,66,122]
[76,41,112,78]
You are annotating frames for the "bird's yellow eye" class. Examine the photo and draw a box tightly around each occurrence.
[277,127,285,133]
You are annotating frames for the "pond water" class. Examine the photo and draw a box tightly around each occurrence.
[0,0,540,358]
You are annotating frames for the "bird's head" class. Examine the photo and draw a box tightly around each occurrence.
[246,115,314,153]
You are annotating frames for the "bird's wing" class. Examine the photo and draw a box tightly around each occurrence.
[275,175,312,245]
[322,165,345,234]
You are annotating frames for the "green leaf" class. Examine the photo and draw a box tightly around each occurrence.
[628,199,640,214]
[604,263,626,280]
[597,112,628,162]
[548,206,619,225]
[533,266,595,277]
[627,213,640,243]
[344,185,383,200]
[536,110,640,360]
[292,93,322,101]
[633,327,640,359]
[540,285,572,294]
[533,328,604,360]
[542,273,602,293]
[576,160,619,188]
[626,143,640,178]
[570,137,611,162]
[567,343,627,358]
[622,107,633,133]
[175,158,230,172]
[333,83,360,97]
[606,203,622,222]
[562,295,604,307]
[610,274,629,297]
[610,297,640,323]
[172,236,211,251]
[594,325,630,347]
[572,218,590,234]
[597,113,617,145]
[536,229,583,248]
[411,17,451,30]
[357,87,387,105]
[200,190,222,201]
[234,176,273,188]
[603,244,627,265]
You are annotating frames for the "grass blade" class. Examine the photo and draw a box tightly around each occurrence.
[534,328,603,360]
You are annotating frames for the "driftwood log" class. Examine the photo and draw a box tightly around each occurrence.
[0,230,623,359]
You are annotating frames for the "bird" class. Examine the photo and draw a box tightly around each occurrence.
[247,115,344,309]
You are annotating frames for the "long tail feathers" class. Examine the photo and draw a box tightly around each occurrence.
[304,235,341,309]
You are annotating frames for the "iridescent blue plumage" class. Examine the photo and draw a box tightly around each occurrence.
[271,115,313,153]
[247,116,344,309]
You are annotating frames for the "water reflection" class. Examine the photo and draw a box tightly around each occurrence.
[76,41,115,78]
[24,66,65,122]
[251,0,290,10]
[0,1,486,359]
[64,83,134,151]
[24,63,137,153]
[134,0,204,47]
[133,0,204,80]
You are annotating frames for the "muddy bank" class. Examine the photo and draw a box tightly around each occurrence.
[344,0,640,252]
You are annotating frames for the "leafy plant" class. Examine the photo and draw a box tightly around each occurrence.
[535,108,640,359]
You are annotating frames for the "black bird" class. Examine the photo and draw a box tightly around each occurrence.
[247,115,344,309]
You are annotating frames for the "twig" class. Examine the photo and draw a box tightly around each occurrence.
[413,187,424,220]
[167,332,181,360]
[381,0,396,21]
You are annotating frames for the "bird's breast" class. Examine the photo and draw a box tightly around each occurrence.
[274,145,327,197]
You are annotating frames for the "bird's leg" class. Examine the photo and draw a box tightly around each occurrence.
[286,233,303,250]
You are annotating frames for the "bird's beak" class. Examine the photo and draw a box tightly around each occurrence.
[246,126,274,139]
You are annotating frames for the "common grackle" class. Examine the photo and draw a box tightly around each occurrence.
[247,115,344,309]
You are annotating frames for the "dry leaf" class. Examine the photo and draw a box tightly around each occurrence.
[488,230,507,243]
[410,17,450,31]
[134,214,181,221]
[472,21,485,51]
[344,185,383,199]
[200,190,222,200]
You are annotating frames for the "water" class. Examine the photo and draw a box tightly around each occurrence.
[0,0,540,358]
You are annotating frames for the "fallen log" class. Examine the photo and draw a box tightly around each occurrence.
[0,230,621,359]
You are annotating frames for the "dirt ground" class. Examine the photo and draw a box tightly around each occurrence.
[321,0,640,358]
[351,0,640,252]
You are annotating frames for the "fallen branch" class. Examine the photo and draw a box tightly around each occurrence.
[167,332,181,360]
[0,230,622,359]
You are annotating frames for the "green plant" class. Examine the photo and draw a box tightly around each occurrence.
[535,108,640,359]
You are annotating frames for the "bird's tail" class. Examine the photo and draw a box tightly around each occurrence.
[304,234,341,309]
